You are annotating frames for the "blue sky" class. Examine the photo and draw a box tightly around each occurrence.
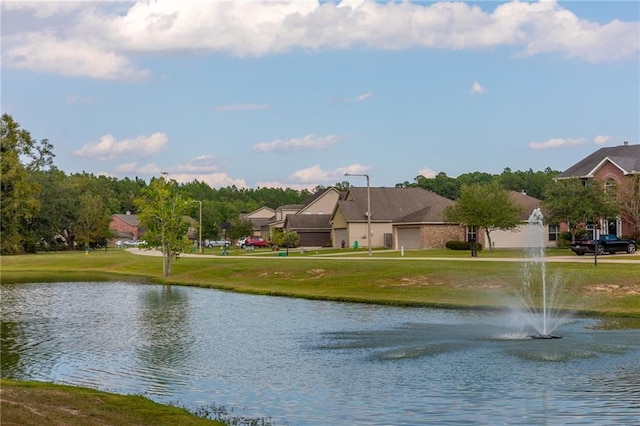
[2,0,639,190]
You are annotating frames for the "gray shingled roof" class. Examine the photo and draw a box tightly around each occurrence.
[557,143,640,178]
[113,213,140,226]
[339,187,454,222]
[508,191,541,221]
[285,214,332,230]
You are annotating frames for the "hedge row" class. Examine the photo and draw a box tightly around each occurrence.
[445,240,483,251]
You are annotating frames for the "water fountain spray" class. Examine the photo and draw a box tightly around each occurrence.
[523,208,562,339]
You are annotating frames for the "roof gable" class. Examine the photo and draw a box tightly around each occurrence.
[242,206,276,219]
[558,143,640,178]
[299,187,340,214]
[508,191,541,221]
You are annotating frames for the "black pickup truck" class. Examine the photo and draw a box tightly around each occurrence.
[570,234,637,255]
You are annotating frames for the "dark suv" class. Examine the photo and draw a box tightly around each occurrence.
[570,234,637,255]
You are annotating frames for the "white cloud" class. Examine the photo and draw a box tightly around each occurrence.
[254,134,340,153]
[290,163,372,183]
[213,103,272,112]
[3,32,150,81]
[418,167,437,178]
[169,155,224,173]
[2,0,636,80]
[114,162,138,174]
[136,163,162,175]
[354,92,374,102]
[330,91,374,104]
[528,137,587,150]
[170,173,247,189]
[470,81,485,94]
[74,132,169,160]
[593,135,612,145]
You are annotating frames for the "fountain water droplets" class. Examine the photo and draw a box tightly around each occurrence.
[517,208,564,339]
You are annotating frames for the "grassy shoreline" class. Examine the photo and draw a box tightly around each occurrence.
[2,248,639,317]
[0,379,224,425]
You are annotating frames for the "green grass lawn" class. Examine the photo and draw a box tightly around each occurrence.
[2,248,639,317]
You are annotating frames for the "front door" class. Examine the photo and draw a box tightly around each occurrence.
[606,218,619,236]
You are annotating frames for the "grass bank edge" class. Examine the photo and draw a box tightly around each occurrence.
[0,378,223,426]
[2,250,639,319]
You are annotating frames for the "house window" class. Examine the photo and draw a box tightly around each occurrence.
[548,224,560,241]
[466,226,477,242]
[605,178,617,200]
[586,222,596,240]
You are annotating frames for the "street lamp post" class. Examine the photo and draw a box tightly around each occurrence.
[344,173,371,256]
[193,200,203,254]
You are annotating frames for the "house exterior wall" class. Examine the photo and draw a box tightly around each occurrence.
[489,224,551,249]
[244,207,275,219]
[592,162,638,238]
[345,222,392,248]
[276,208,299,221]
[300,190,340,215]
[109,215,142,242]
[420,224,465,249]
[593,161,624,182]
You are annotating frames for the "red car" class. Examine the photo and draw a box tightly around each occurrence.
[243,237,271,248]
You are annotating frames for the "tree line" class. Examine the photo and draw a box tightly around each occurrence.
[3,113,637,258]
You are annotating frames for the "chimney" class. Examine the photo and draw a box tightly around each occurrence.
[623,141,629,146]
[126,211,131,215]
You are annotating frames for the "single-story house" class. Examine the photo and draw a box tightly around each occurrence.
[489,191,557,249]
[330,187,459,249]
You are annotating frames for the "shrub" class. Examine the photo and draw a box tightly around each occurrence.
[556,232,573,248]
[445,240,482,251]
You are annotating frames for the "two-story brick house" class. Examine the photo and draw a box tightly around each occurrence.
[109,212,143,244]
[556,142,640,239]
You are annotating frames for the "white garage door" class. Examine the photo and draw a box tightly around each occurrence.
[397,227,421,249]
[334,229,348,248]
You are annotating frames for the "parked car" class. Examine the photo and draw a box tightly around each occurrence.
[205,239,231,248]
[243,237,271,248]
[570,234,637,255]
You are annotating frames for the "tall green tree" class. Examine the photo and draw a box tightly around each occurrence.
[26,169,80,251]
[444,182,523,250]
[616,175,640,239]
[135,175,191,277]
[74,193,113,248]
[1,114,54,254]
[542,178,619,240]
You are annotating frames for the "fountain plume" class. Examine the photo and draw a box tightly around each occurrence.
[515,208,565,339]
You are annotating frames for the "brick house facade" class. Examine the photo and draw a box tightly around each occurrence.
[109,213,143,244]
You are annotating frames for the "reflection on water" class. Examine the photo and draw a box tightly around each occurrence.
[2,282,639,425]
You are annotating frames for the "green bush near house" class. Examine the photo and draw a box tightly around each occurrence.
[446,240,483,251]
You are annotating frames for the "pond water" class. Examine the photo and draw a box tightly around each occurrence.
[2,281,639,425]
